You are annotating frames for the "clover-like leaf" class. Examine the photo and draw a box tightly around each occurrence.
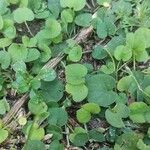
[92,45,107,60]
[13,7,34,23]
[61,9,74,23]
[28,100,48,116]
[68,45,82,62]
[76,108,91,123]
[117,75,134,92]
[2,19,16,39]
[66,84,88,102]
[25,123,45,141]
[38,68,56,82]
[105,103,129,128]
[69,127,88,146]
[25,48,40,62]
[137,139,150,150]
[0,38,12,48]
[65,64,87,85]
[24,140,45,150]
[12,61,26,73]
[114,45,132,61]
[8,43,28,63]
[82,103,101,114]
[86,74,117,107]
[45,18,61,39]
[75,13,92,27]
[129,102,150,123]
[100,61,115,74]
[48,107,68,127]
[40,79,64,102]
[114,132,143,150]
[60,0,86,11]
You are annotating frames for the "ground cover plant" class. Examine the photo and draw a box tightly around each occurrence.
[0,0,150,149]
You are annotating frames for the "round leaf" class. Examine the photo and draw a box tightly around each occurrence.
[66,84,88,102]
[13,7,34,23]
[68,45,82,62]
[60,0,86,11]
[75,13,92,27]
[114,45,132,61]
[76,108,91,123]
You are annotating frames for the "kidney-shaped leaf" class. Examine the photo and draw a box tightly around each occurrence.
[13,7,34,23]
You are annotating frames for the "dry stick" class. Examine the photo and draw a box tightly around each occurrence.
[2,24,94,127]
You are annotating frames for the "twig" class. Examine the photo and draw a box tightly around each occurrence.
[24,21,34,37]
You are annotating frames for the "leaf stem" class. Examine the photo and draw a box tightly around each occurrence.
[24,21,34,37]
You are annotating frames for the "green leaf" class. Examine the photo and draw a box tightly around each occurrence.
[0,51,11,69]
[100,61,115,74]
[28,100,48,116]
[0,15,3,29]
[0,38,12,48]
[92,45,107,60]
[12,61,26,72]
[39,44,52,62]
[49,140,64,150]
[48,0,61,18]
[2,19,16,39]
[38,68,56,82]
[117,75,134,92]
[66,83,88,102]
[25,48,40,62]
[137,139,150,150]
[45,18,61,38]
[82,103,101,114]
[8,43,28,63]
[76,108,91,123]
[0,98,10,115]
[13,7,34,23]
[126,32,147,62]
[69,127,88,146]
[97,0,111,6]
[75,13,92,27]
[129,102,150,123]
[48,107,68,126]
[68,45,82,62]
[40,79,64,102]
[105,103,129,128]
[65,64,87,85]
[97,20,107,39]
[135,28,150,48]
[114,45,132,61]
[114,132,142,150]
[89,129,105,142]
[28,125,45,141]
[24,140,45,150]
[60,0,86,11]
[0,0,9,15]
[47,125,62,140]
[105,109,124,128]
[0,129,8,144]
[86,74,117,107]
[61,9,74,23]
